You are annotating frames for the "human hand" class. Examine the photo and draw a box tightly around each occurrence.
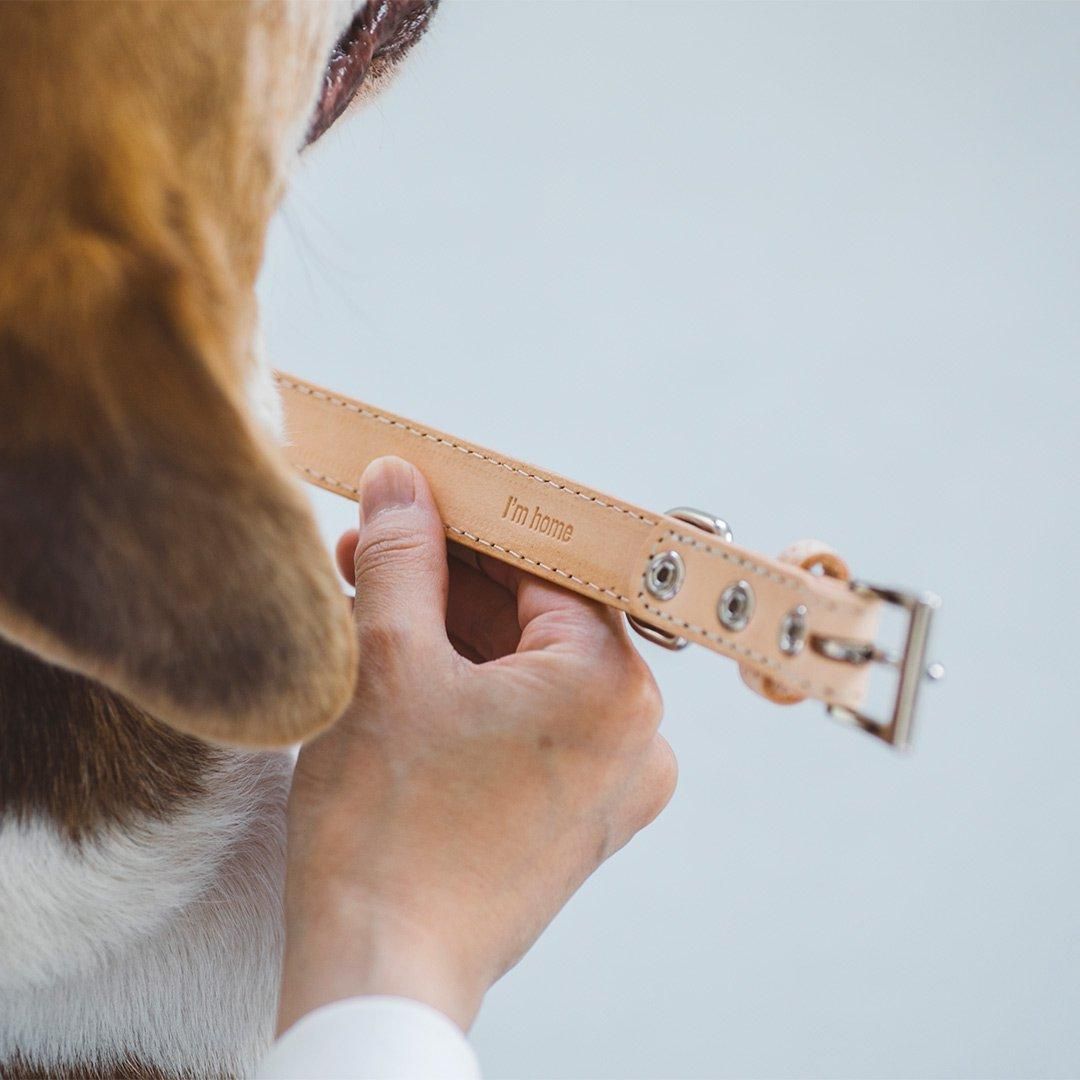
[277,456,677,1034]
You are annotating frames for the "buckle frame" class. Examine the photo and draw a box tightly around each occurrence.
[815,581,942,750]
[628,506,943,750]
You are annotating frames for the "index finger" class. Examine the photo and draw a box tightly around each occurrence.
[469,550,629,656]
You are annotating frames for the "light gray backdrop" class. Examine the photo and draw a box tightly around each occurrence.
[257,3,1080,1077]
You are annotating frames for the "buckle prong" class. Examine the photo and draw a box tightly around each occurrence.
[811,636,898,666]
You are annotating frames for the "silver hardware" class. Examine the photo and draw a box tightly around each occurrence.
[644,550,685,601]
[665,506,733,544]
[812,636,895,666]
[779,605,808,656]
[627,506,732,650]
[717,580,755,632]
[819,581,942,750]
[926,661,946,682]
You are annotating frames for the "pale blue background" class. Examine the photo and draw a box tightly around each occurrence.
[258,3,1080,1076]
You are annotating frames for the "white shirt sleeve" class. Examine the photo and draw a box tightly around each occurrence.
[255,996,481,1079]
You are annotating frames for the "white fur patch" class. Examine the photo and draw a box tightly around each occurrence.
[0,256,297,1077]
[0,1,369,1069]
[0,355,302,1075]
[0,218,304,1079]
[0,752,291,1077]
[247,334,287,443]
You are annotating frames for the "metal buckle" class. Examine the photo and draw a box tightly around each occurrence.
[814,582,943,750]
[627,507,732,651]
[628,513,942,750]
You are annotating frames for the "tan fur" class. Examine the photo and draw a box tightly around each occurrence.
[0,3,437,1074]
[0,635,214,843]
[0,2,359,748]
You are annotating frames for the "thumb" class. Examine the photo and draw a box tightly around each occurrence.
[351,456,450,650]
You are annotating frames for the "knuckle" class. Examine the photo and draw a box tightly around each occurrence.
[354,617,422,695]
[360,618,412,662]
[652,742,679,804]
[353,523,428,579]
[577,652,663,746]
[636,742,679,829]
[630,664,664,724]
[609,651,663,728]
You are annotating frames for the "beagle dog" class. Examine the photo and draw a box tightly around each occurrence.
[0,2,437,1076]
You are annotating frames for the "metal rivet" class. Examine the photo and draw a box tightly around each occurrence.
[779,604,808,655]
[926,661,946,682]
[718,580,755,631]
[644,550,685,601]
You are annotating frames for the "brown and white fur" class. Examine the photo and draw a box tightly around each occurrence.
[0,2,437,1076]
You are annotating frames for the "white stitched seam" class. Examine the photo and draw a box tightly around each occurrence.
[446,528,632,603]
[659,528,839,611]
[279,376,858,698]
[635,530,854,695]
[276,377,658,526]
[637,596,794,676]
[292,464,633,605]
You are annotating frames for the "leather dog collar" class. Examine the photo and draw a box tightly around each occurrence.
[276,372,941,748]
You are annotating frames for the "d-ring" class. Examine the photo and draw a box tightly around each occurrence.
[627,507,733,650]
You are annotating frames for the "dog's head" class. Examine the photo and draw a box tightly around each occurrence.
[0,1,436,748]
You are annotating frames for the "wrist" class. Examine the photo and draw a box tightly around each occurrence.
[277,886,487,1036]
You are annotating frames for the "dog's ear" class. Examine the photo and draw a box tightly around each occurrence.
[0,234,357,749]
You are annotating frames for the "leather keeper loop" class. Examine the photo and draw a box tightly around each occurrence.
[739,540,850,706]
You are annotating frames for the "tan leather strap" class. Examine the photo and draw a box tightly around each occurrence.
[276,371,940,747]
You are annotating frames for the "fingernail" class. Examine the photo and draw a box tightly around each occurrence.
[360,456,416,522]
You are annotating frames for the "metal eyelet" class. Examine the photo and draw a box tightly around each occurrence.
[627,506,733,651]
[717,580,755,632]
[644,550,685,601]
